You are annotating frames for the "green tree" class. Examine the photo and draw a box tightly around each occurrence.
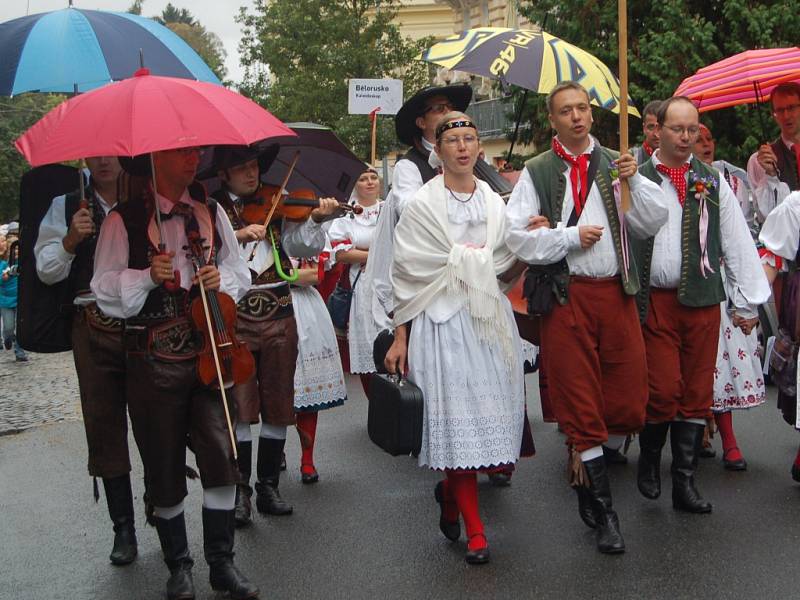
[0,95,65,220]
[129,1,228,81]
[237,0,432,160]
[516,0,800,166]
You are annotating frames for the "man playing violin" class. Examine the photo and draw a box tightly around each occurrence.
[210,145,338,527]
[91,147,259,600]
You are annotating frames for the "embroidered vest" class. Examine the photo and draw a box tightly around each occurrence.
[211,188,293,286]
[770,139,800,191]
[523,146,640,306]
[402,146,437,184]
[116,182,219,323]
[635,157,726,320]
[63,185,108,299]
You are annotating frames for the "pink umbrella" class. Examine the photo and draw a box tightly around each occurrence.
[15,68,295,166]
[674,47,800,112]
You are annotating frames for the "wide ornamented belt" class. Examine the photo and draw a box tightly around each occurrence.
[123,316,198,362]
[83,303,124,333]
[236,285,293,322]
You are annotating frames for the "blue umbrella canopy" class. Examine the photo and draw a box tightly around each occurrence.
[0,7,220,95]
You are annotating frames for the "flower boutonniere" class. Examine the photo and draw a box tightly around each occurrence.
[689,171,718,205]
[609,161,620,183]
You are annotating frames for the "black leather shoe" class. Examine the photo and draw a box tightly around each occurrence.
[722,448,747,471]
[583,456,625,554]
[488,472,511,487]
[203,508,259,599]
[637,422,670,500]
[603,446,628,465]
[154,513,195,600]
[465,535,490,565]
[574,485,597,529]
[255,479,293,515]
[301,465,319,484]
[434,481,460,541]
[792,463,800,482]
[670,421,712,514]
[103,475,138,566]
[234,484,253,527]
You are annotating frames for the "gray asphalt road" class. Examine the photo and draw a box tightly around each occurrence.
[1,371,799,600]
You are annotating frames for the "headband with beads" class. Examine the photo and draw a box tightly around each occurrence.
[435,119,477,140]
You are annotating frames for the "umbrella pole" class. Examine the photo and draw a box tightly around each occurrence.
[506,89,529,167]
[149,153,166,250]
[753,81,770,142]
[618,0,631,213]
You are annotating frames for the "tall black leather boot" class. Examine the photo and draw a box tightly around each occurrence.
[103,474,138,565]
[153,512,195,600]
[203,508,260,599]
[583,456,625,554]
[670,420,712,513]
[574,485,596,529]
[254,437,293,516]
[637,422,670,499]
[235,441,253,527]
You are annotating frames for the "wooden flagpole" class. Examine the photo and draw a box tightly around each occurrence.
[618,0,631,212]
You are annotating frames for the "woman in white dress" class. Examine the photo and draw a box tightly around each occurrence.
[385,113,525,565]
[290,255,348,483]
[328,168,383,393]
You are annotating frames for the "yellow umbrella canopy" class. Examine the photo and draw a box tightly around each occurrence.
[421,27,640,117]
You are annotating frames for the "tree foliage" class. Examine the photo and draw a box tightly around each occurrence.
[0,95,65,220]
[516,0,800,166]
[237,0,432,161]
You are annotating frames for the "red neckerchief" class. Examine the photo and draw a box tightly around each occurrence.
[656,162,690,206]
[552,137,591,216]
[643,140,655,156]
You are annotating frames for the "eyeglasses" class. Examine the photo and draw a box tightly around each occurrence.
[423,102,454,115]
[773,104,800,117]
[663,125,700,137]
[644,123,658,132]
[441,134,478,146]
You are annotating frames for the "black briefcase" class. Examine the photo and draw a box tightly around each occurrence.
[367,373,423,457]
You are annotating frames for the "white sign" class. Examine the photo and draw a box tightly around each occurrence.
[348,78,403,116]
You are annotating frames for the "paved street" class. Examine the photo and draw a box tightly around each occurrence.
[1,361,800,599]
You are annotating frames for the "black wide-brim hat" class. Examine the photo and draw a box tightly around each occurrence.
[394,84,473,147]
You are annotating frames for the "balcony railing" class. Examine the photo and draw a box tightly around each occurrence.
[468,97,523,140]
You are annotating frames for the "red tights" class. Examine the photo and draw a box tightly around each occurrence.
[714,411,743,461]
[444,471,486,551]
[296,412,318,475]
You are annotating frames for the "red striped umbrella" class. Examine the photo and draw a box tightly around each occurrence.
[674,47,800,112]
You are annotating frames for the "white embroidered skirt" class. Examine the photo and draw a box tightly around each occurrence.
[712,304,765,412]
[408,300,525,470]
[347,272,381,374]
[292,287,347,411]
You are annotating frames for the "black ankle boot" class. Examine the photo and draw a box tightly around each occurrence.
[670,421,712,513]
[637,422,670,500]
[153,513,195,600]
[235,441,253,527]
[255,438,293,516]
[583,456,625,554]
[103,474,138,565]
[203,508,260,599]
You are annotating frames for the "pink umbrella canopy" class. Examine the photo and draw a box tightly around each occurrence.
[15,68,295,166]
[674,47,800,112]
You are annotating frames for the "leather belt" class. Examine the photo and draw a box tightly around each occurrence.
[83,303,124,333]
[123,316,198,362]
[236,285,293,321]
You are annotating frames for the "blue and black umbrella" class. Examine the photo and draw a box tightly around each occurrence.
[0,6,220,95]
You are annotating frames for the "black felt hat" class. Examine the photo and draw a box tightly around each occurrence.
[118,154,151,177]
[394,84,473,147]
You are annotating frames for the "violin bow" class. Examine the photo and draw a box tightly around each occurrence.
[247,151,301,262]
[188,238,238,460]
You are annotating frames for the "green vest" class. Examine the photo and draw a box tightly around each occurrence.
[523,146,640,305]
[635,157,726,321]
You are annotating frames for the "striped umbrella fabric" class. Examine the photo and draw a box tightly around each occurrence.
[420,27,639,116]
[0,7,220,95]
[674,48,800,112]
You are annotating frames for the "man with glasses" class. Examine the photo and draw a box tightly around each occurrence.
[506,81,668,555]
[635,97,769,519]
[631,100,663,165]
[747,82,800,220]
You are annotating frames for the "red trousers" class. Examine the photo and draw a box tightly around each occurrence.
[541,277,648,452]
[643,289,721,423]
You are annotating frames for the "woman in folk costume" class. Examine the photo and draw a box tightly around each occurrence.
[327,168,383,393]
[694,124,766,470]
[289,250,348,483]
[384,113,526,565]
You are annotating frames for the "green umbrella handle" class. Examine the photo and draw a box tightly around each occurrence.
[269,227,299,283]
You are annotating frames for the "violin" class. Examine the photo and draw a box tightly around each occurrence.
[239,184,363,225]
[185,232,255,389]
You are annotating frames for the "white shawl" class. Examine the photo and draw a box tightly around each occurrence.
[392,175,518,368]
